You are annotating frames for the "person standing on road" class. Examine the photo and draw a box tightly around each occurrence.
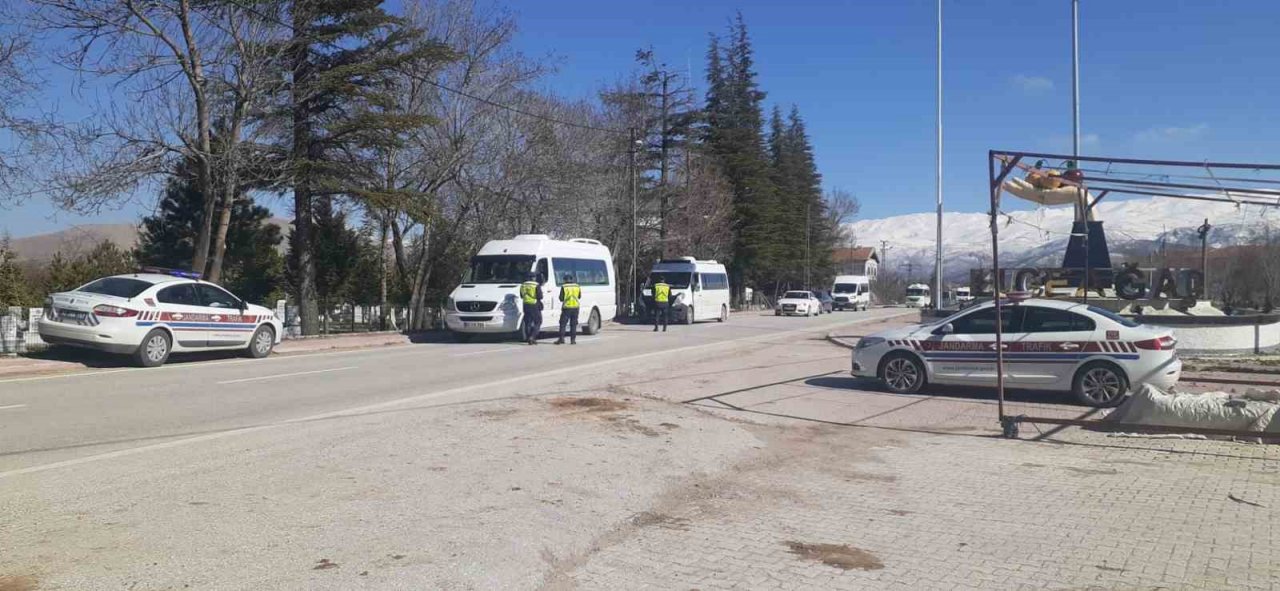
[652,274,671,332]
[555,273,582,345]
[520,271,543,345]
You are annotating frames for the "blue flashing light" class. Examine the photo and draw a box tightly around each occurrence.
[138,266,203,280]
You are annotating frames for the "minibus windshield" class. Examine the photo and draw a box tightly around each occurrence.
[647,271,692,289]
[464,255,535,283]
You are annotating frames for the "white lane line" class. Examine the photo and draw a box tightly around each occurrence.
[216,367,356,385]
[0,311,913,480]
[450,346,522,357]
[0,404,27,410]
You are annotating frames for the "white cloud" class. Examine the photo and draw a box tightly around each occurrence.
[1011,75,1054,94]
[1134,123,1208,143]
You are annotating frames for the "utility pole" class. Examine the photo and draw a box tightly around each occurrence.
[805,199,811,289]
[934,0,944,313]
[1197,218,1211,298]
[629,127,640,316]
[879,240,891,274]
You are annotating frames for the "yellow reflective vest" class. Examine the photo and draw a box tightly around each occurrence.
[561,283,581,309]
[654,282,671,304]
[520,281,539,305]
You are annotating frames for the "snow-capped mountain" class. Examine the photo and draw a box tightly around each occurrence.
[849,196,1279,282]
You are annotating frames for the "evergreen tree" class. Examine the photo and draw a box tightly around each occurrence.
[44,241,134,294]
[278,0,453,335]
[0,238,36,308]
[136,157,283,304]
[704,13,777,302]
[285,199,359,333]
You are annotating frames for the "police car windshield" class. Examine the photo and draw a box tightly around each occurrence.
[783,291,811,299]
[464,255,535,284]
[78,277,152,298]
[648,272,692,289]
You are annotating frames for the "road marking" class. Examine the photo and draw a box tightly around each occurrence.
[0,310,914,480]
[0,404,26,410]
[217,367,356,385]
[450,346,522,357]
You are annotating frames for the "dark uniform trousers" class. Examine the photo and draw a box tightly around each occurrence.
[522,303,542,341]
[559,307,580,343]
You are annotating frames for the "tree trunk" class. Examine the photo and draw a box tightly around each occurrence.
[390,218,409,281]
[206,102,247,284]
[379,213,390,331]
[290,5,319,335]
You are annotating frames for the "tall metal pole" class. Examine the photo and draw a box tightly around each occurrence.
[1072,0,1089,304]
[933,0,944,310]
[629,127,639,316]
[805,200,811,289]
[1072,0,1080,156]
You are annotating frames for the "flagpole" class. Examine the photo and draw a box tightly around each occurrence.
[933,0,944,309]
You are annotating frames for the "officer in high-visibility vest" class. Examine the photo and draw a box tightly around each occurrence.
[555,273,582,345]
[519,271,543,345]
[652,274,671,332]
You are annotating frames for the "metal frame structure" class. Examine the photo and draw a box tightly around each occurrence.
[987,149,1280,440]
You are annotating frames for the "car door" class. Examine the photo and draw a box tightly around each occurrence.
[154,283,211,349]
[926,306,1026,385]
[1015,306,1097,388]
[691,273,707,320]
[194,284,253,347]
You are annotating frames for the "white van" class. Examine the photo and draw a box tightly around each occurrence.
[642,257,730,324]
[831,275,870,311]
[905,283,932,308]
[445,235,616,340]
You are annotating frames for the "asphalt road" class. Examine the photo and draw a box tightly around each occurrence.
[0,308,909,476]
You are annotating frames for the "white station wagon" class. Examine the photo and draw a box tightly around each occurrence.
[851,298,1182,407]
[38,269,283,367]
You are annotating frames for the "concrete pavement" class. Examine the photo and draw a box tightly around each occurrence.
[4,306,1279,590]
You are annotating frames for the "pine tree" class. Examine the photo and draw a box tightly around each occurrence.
[704,13,777,302]
[0,238,35,309]
[285,199,359,334]
[279,0,453,335]
[44,241,134,294]
[137,157,283,304]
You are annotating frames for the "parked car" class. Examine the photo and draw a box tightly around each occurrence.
[38,269,283,367]
[815,291,835,314]
[850,298,1181,407]
[776,290,822,317]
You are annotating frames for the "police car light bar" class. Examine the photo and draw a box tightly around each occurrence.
[138,266,203,280]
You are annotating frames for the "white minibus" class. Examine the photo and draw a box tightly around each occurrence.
[642,257,730,324]
[905,283,932,308]
[444,235,616,340]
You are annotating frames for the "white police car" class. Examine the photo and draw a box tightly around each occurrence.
[38,269,283,367]
[850,297,1182,407]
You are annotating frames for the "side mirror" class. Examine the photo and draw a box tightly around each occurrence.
[935,323,954,335]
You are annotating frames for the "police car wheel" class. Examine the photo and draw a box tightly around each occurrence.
[246,326,275,359]
[134,329,172,368]
[880,352,926,394]
[1073,362,1130,407]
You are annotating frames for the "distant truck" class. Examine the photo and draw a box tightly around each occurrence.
[831,275,870,311]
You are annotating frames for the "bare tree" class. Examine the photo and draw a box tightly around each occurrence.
[29,0,280,282]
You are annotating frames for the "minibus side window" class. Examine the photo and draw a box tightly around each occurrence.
[536,258,549,284]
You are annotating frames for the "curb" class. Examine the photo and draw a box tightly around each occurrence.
[826,332,859,350]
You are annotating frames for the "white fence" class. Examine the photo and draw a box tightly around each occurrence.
[1,307,45,356]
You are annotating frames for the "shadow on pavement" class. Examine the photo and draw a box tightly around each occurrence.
[23,346,243,369]
[804,376,1082,407]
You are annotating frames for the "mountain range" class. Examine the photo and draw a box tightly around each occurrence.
[6,219,292,263]
[848,196,1279,282]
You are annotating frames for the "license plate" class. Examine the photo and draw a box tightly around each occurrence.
[60,310,88,321]
[463,322,484,329]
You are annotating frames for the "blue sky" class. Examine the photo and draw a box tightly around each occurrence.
[5,0,1279,237]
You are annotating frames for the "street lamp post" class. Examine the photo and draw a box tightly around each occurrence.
[933,0,944,310]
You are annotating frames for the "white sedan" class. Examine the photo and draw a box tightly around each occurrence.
[850,298,1182,407]
[38,270,283,367]
[775,290,822,317]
